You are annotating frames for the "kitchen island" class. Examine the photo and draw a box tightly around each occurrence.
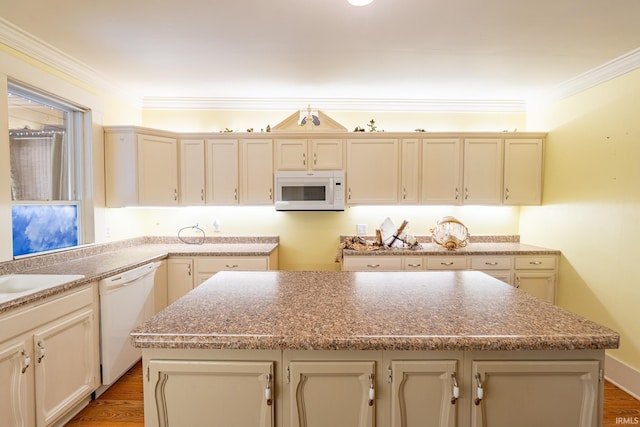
[131,270,618,427]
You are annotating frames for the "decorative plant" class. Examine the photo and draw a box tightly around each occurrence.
[367,119,377,132]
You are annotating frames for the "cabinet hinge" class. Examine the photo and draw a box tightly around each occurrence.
[387,365,393,383]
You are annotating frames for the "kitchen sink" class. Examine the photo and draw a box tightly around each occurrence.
[0,274,85,302]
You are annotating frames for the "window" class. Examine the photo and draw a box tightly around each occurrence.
[8,82,86,257]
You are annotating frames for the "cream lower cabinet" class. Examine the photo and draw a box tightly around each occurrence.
[514,256,557,303]
[147,359,274,427]
[141,349,603,427]
[471,360,600,427]
[0,285,99,427]
[389,360,459,427]
[285,360,376,427]
[167,257,194,305]
[168,255,276,302]
[195,256,271,285]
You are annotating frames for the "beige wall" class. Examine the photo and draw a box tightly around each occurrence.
[105,205,521,271]
[142,109,527,133]
[521,68,640,376]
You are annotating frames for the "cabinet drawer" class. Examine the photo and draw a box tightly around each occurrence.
[342,256,403,271]
[426,257,468,270]
[196,257,268,273]
[403,257,425,270]
[471,256,512,270]
[514,256,556,270]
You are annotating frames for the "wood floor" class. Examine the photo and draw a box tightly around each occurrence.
[66,361,639,426]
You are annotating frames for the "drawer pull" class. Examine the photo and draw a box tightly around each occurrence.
[21,350,31,374]
[407,263,422,268]
[368,374,375,406]
[529,261,543,265]
[366,264,381,268]
[265,373,273,406]
[485,262,499,266]
[37,341,46,363]
[225,264,239,268]
[451,373,460,404]
[474,373,484,406]
[440,262,455,266]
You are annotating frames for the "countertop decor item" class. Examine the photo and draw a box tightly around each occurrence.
[431,216,470,250]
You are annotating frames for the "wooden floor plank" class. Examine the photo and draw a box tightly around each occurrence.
[67,361,639,426]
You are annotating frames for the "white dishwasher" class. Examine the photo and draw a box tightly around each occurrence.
[99,261,160,386]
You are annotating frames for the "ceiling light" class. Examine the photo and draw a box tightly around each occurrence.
[348,0,374,6]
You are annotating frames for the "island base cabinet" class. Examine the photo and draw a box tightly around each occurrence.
[390,360,459,427]
[147,360,274,427]
[286,361,376,427]
[470,360,600,427]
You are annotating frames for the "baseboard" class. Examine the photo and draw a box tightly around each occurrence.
[605,353,640,399]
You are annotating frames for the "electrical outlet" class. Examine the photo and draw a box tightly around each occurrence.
[212,218,221,232]
[356,224,367,235]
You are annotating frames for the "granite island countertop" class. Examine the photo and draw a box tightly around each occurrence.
[0,236,278,313]
[130,270,619,352]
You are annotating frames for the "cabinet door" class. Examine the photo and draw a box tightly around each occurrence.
[148,360,274,427]
[275,139,307,170]
[422,139,463,205]
[390,360,458,427]
[503,139,543,205]
[179,139,206,205]
[167,258,194,304]
[463,139,502,205]
[137,134,179,205]
[33,308,98,427]
[471,360,600,427]
[346,139,399,204]
[241,139,274,205]
[514,271,555,303]
[288,361,375,427]
[206,139,239,204]
[311,139,343,170]
[0,339,35,427]
[400,139,421,204]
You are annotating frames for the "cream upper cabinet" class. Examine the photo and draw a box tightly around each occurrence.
[147,359,274,427]
[105,129,179,207]
[137,134,179,205]
[286,361,376,427]
[179,139,205,205]
[241,139,274,205]
[346,138,399,204]
[463,138,503,205]
[503,138,543,205]
[206,139,239,205]
[400,139,421,204]
[275,138,343,171]
[471,360,600,427]
[390,360,459,427]
[422,138,463,205]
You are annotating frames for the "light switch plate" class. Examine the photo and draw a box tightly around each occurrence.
[356,224,367,235]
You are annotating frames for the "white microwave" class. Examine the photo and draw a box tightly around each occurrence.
[274,171,345,211]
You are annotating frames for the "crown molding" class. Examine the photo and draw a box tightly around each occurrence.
[534,47,640,105]
[3,17,639,113]
[141,96,528,113]
[0,18,140,105]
